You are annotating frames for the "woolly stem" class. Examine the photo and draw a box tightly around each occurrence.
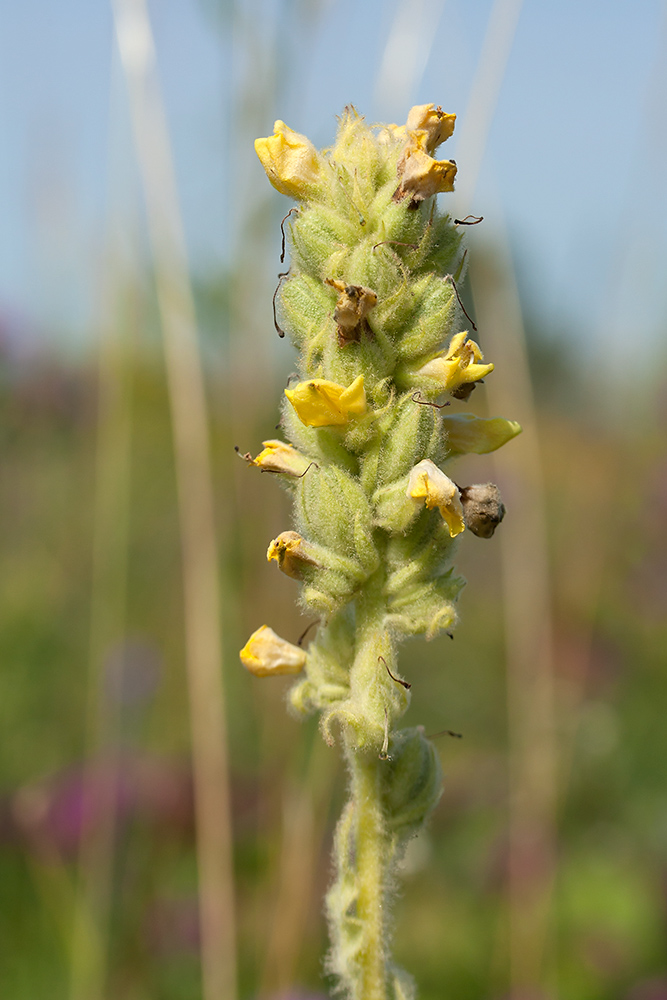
[333,583,393,1000]
[348,749,387,1000]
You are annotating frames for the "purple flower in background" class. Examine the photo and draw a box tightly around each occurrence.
[627,979,667,1000]
[8,751,193,858]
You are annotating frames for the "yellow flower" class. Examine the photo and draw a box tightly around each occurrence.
[416,333,494,399]
[254,120,322,200]
[442,414,522,455]
[394,131,457,202]
[241,439,312,476]
[405,104,456,153]
[285,375,367,427]
[240,625,307,677]
[267,531,320,579]
[406,459,465,537]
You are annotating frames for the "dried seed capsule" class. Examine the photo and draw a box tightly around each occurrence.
[459,483,506,538]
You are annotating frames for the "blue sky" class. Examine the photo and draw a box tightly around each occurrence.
[0,0,665,363]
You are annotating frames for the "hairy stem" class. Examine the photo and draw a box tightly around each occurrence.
[332,585,395,1000]
[348,749,387,1000]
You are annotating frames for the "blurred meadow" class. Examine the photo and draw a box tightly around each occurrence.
[1,1,667,999]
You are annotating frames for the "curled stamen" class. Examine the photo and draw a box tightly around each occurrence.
[280,207,299,263]
[273,271,289,338]
[454,215,483,226]
[261,461,319,479]
[379,655,411,690]
[411,391,450,409]
[296,620,318,647]
[234,445,254,463]
[445,273,477,332]
[372,240,419,252]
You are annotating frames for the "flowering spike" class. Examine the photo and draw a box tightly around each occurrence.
[246,102,520,1000]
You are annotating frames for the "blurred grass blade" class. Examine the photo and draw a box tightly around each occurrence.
[111,3,237,999]
[69,264,135,997]
[453,0,525,215]
[471,243,559,999]
[373,0,447,119]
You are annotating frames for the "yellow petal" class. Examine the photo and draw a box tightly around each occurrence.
[240,625,307,677]
[254,120,322,200]
[338,375,367,416]
[417,336,494,395]
[285,376,367,427]
[406,459,465,537]
[442,414,522,455]
[444,331,470,360]
[405,104,456,152]
[395,134,457,202]
[251,439,311,476]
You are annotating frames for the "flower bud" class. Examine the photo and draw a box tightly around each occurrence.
[324,279,378,346]
[406,460,465,537]
[380,727,442,836]
[254,120,323,200]
[285,375,367,427]
[459,483,506,538]
[267,531,320,578]
[240,625,307,677]
[442,414,522,456]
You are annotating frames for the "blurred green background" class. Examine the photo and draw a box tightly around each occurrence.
[1,2,666,999]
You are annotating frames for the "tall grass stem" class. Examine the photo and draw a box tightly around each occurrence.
[112,3,237,998]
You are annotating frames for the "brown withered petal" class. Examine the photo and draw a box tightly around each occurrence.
[459,483,506,538]
[325,278,378,346]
